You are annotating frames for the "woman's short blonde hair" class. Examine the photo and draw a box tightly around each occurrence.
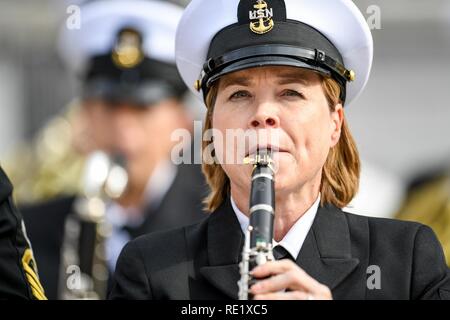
[201,73,360,212]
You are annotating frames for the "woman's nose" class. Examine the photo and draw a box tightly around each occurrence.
[248,102,280,129]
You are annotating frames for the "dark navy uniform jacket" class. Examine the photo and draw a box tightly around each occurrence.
[0,166,46,300]
[22,163,208,299]
[110,198,450,300]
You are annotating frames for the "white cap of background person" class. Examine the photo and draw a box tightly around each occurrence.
[175,0,373,107]
[58,0,187,107]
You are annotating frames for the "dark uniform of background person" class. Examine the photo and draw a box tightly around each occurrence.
[20,0,208,299]
[110,0,450,300]
[395,162,450,266]
[0,167,46,299]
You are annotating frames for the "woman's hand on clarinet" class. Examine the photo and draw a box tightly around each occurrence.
[250,259,333,300]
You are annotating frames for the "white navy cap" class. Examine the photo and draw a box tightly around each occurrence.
[58,0,187,106]
[175,0,373,106]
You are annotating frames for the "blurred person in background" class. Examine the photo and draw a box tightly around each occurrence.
[395,161,450,266]
[392,1,450,263]
[20,0,208,300]
[0,166,46,299]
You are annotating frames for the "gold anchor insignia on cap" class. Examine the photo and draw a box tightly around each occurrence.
[112,29,144,69]
[249,0,274,35]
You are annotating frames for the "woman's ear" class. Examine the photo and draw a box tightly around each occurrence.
[330,103,344,147]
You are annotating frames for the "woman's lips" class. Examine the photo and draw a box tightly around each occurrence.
[245,145,288,158]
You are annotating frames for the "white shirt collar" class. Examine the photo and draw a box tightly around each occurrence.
[230,194,320,260]
[104,160,177,271]
[143,159,177,210]
[106,159,177,228]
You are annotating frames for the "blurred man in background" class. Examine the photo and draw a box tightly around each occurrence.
[20,0,208,299]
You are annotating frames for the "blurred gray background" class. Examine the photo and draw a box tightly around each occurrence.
[0,0,449,200]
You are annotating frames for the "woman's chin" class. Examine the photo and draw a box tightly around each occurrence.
[274,173,302,193]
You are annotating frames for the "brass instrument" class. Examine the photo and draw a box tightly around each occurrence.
[58,151,128,300]
[238,149,275,300]
[2,101,85,205]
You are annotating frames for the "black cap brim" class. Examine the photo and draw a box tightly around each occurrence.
[206,55,332,89]
[82,79,181,107]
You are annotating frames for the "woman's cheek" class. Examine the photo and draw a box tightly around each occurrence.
[221,163,252,191]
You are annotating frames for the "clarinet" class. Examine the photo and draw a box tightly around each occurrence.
[238,149,275,300]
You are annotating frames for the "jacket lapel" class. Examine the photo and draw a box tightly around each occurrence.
[199,200,360,299]
[199,199,243,299]
[297,204,360,291]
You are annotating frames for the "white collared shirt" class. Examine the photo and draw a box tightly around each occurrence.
[231,194,320,260]
[105,160,177,271]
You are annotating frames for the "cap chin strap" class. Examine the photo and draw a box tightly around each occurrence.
[196,44,355,102]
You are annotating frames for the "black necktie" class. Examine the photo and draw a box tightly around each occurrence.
[273,245,294,261]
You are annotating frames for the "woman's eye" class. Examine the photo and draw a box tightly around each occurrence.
[282,89,304,98]
[230,90,251,100]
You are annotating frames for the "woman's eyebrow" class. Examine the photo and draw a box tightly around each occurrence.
[219,76,251,89]
[276,73,309,85]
